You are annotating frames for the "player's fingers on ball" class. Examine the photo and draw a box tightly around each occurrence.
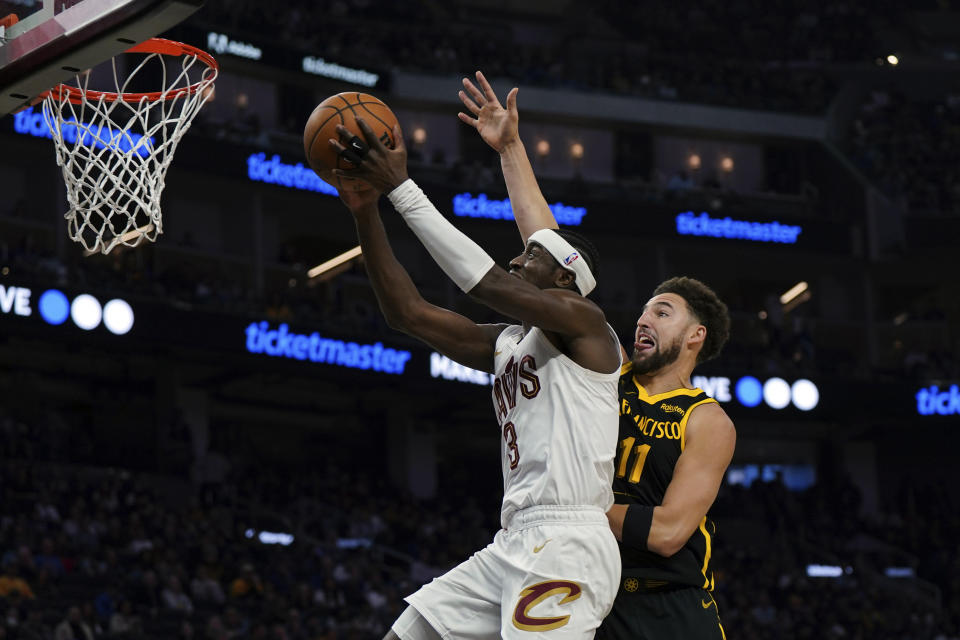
[329,138,363,165]
[334,124,355,143]
[353,116,378,144]
[391,123,405,151]
[340,148,364,165]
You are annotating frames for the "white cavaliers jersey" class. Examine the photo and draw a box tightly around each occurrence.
[491,324,621,528]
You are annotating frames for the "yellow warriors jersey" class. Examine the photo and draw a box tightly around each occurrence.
[492,325,621,529]
[615,361,719,590]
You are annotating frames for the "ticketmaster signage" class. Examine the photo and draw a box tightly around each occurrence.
[247,153,338,195]
[916,385,960,416]
[302,57,379,87]
[676,211,802,244]
[12,108,154,157]
[244,321,411,374]
[452,193,587,226]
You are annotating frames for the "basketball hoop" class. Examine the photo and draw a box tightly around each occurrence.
[41,38,218,254]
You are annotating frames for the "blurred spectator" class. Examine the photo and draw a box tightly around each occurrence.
[191,566,226,605]
[108,600,141,637]
[161,576,194,615]
[229,564,264,601]
[54,606,94,640]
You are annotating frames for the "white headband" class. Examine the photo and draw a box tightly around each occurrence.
[528,229,596,296]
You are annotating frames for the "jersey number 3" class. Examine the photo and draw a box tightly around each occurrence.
[503,422,520,469]
[616,437,651,483]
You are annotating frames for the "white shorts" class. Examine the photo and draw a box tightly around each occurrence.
[394,505,621,640]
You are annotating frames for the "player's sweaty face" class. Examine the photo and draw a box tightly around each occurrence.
[632,293,691,373]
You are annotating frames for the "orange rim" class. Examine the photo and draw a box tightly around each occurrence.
[42,37,218,105]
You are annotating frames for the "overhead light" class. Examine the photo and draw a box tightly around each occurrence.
[412,127,427,145]
[886,54,899,66]
[308,245,362,279]
[720,156,734,172]
[569,142,584,159]
[779,281,809,305]
[535,139,550,157]
[687,153,701,170]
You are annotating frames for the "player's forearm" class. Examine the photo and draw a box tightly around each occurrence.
[648,505,702,557]
[387,179,495,293]
[615,504,696,557]
[351,204,425,331]
[500,141,559,243]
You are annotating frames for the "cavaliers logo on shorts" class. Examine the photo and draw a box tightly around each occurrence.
[512,580,582,631]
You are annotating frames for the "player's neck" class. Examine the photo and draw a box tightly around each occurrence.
[633,361,695,396]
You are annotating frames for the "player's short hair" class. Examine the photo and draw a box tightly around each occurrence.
[653,277,730,364]
[554,228,600,290]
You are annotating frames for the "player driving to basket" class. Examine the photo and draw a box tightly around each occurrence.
[459,70,737,640]
[329,117,623,640]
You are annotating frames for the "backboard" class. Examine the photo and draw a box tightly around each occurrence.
[0,0,204,116]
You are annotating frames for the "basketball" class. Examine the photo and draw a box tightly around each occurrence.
[303,92,399,192]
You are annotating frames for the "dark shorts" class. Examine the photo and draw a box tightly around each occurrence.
[596,580,726,640]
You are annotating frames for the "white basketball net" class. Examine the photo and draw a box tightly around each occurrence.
[41,42,217,254]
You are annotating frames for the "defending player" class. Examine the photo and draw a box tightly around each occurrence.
[459,71,736,640]
[329,118,623,639]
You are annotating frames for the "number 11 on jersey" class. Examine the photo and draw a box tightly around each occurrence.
[616,437,651,483]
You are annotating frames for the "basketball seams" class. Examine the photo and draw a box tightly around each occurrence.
[306,105,344,169]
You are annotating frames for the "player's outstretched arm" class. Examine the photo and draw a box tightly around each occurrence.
[458,70,558,243]
[607,402,736,557]
[338,189,506,374]
[332,119,617,365]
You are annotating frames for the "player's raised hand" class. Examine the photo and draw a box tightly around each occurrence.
[330,118,408,194]
[458,70,519,154]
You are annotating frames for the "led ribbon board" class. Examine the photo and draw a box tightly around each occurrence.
[692,375,819,411]
[0,284,134,334]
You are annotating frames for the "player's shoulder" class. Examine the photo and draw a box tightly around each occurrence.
[686,399,735,436]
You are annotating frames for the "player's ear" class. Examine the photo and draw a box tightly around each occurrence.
[555,268,575,289]
[688,324,706,348]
